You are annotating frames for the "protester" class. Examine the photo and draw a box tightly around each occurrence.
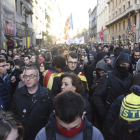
[39,62,46,86]
[109,85,140,140]
[35,91,104,140]
[93,53,133,122]
[43,55,66,90]
[0,58,12,110]
[60,72,92,122]
[10,67,53,140]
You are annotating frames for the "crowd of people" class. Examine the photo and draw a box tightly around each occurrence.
[0,42,140,140]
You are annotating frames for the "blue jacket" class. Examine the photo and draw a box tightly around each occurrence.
[0,76,12,110]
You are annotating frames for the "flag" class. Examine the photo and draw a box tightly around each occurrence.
[77,72,89,90]
[108,35,111,43]
[63,13,73,40]
[92,36,94,41]
[99,26,104,41]
[43,70,60,90]
[126,18,134,34]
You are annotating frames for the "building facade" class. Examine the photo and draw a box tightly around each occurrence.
[88,0,140,44]
[106,0,140,44]
[88,6,97,41]
[0,0,62,49]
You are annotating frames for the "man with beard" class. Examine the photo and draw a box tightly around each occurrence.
[6,60,20,94]
[131,50,140,71]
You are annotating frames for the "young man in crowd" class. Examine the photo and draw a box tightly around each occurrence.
[35,91,104,140]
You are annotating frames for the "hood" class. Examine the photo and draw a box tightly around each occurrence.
[114,52,132,68]
[96,51,107,64]
[87,50,96,62]
[88,50,96,58]
[122,49,131,55]
[96,60,111,72]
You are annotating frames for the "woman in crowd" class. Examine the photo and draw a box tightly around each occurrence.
[78,54,85,69]
[60,72,92,122]
[30,54,39,68]
[0,111,24,140]
[39,62,46,87]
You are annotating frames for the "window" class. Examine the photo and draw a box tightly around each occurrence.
[123,5,125,11]
[112,26,114,33]
[15,0,17,12]
[119,8,121,14]
[134,15,137,26]
[135,0,137,3]
[128,1,130,7]
[20,2,23,15]
[123,21,125,29]
[112,1,114,9]
[119,23,121,31]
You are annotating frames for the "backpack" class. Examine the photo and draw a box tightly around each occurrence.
[45,123,93,140]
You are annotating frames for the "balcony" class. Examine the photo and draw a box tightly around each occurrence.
[105,4,139,27]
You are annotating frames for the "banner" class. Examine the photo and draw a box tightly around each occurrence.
[5,20,14,35]
[66,36,84,44]
[36,29,42,39]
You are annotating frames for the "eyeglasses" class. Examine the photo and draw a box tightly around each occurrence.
[0,65,8,68]
[68,61,77,65]
[23,74,38,79]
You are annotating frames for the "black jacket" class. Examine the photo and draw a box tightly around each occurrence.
[93,53,133,119]
[0,97,4,110]
[109,117,140,140]
[0,76,12,110]
[86,51,107,90]
[10,84,53,140]
[104,94,125,139]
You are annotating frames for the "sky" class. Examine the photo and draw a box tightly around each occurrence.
[58,0,97,35]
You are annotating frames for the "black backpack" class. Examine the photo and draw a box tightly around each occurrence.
[45,123,93,140]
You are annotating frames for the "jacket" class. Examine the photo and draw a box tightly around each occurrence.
[86,51,107,90]
[93,53,133,119]
[109,117,140,140]
[10,84,53,140]
[35,114,104,140]
[91,60,111,94]
[0,76,12,110]
[0,97,4,110]
[104,94,125,139]
[84,50,96,76]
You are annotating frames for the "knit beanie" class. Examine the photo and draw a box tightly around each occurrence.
[120,85,140,129]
